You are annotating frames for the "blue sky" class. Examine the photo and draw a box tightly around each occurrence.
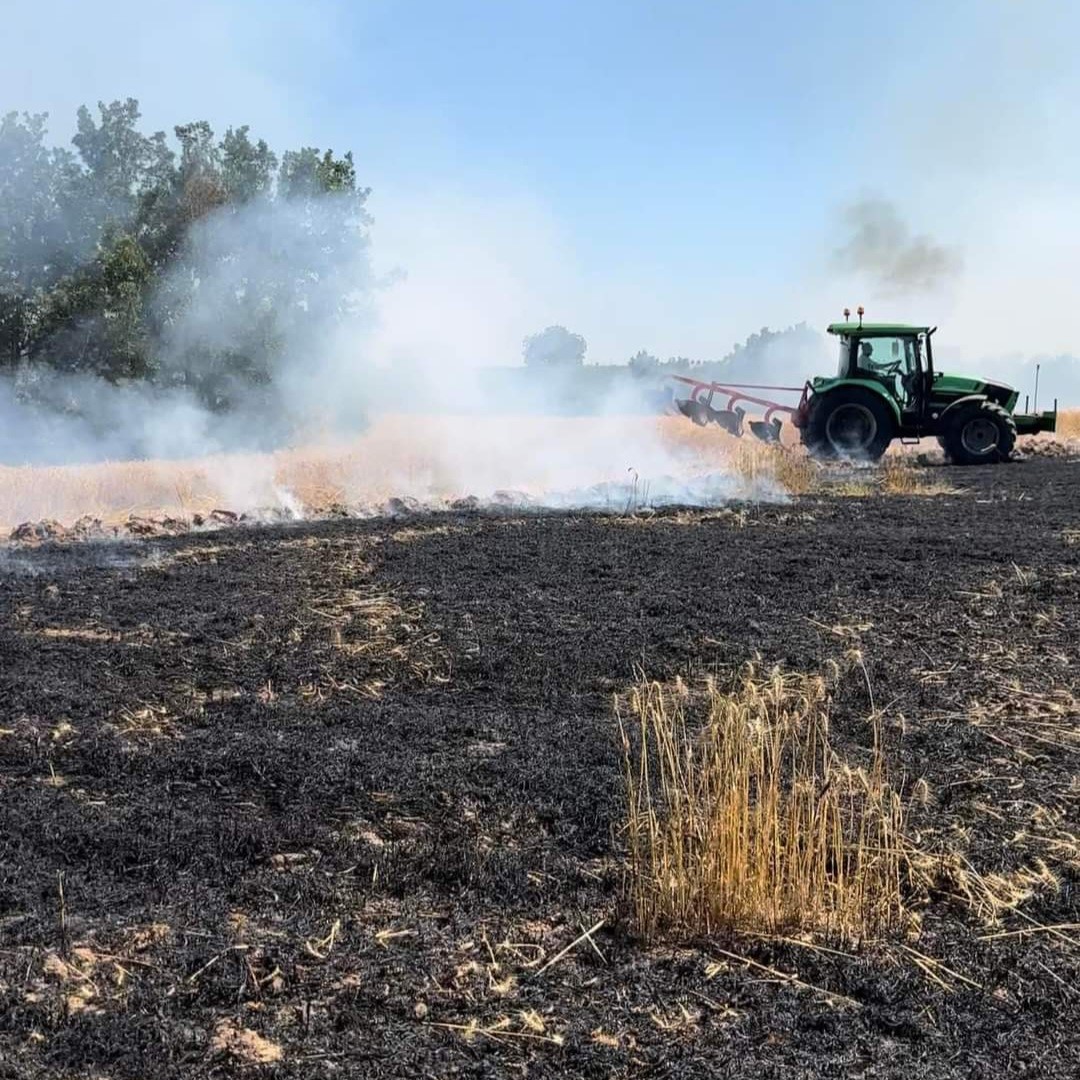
[7,0,1080,366]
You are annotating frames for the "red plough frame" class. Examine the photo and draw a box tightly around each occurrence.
[669,374,810,439]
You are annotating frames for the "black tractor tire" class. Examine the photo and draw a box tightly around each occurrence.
[802,387,896,462]
[940,400,1016,465]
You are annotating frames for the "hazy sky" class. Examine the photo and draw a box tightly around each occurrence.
[6,0,1080,365]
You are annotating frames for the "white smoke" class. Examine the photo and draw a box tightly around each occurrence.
[0,180,792,524]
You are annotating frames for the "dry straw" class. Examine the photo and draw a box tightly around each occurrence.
[618,666,907,943]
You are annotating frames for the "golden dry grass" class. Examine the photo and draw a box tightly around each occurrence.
[0,414,750,530]
[0,408,1066,532]
[0,416,664,529]
[727,442,819,495]
[1055,408,1080,439]
[618,665,907,943]
[0,443,361,530]
[658,418,958,496]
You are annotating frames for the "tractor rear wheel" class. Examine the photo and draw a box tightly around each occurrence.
[802,387,895,461]
[940,401,1016,465]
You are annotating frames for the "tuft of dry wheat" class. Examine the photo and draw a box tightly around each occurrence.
[1055,409,1080,439]
[727,442,819,495]
[618,665,907,943]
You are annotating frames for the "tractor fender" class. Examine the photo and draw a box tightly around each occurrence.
[935,394,989,424]
[809,379,903,427]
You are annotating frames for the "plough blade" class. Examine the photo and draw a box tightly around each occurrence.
[676,398,711,426]
[707,405,745,437]
[748,417,784,444]
[675,399,746,435]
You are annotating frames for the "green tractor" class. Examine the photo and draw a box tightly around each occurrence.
[791,313,1057,464]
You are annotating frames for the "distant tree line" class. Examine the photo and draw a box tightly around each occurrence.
[521,323,825,382]
[623,323,826,383]
[0,99,367,408]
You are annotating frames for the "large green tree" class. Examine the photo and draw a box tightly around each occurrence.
[0,111,83,365]
[0,98,370,405]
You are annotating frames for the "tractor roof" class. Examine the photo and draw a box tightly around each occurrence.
[827,322,931,336]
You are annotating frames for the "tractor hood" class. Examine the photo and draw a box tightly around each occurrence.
[934,373,1017,408]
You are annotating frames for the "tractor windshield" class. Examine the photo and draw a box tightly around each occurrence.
[854,336,921,405]
[836,336,920,389]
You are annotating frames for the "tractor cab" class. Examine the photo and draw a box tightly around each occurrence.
[826,318,934,421]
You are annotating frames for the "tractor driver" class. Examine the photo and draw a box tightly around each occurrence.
[858,340,913,405]
[858,341,893,379]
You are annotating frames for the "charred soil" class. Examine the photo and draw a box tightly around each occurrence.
[1,460,1079,1078]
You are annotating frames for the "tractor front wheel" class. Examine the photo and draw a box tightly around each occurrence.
[940,401,1016,465]
[802,388,895,461]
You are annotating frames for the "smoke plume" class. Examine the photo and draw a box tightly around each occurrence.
[832,198,962,296]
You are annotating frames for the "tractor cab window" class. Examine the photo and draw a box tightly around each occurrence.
[854,336,919,405]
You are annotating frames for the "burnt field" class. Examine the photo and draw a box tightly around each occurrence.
[1,458,1079,1078]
